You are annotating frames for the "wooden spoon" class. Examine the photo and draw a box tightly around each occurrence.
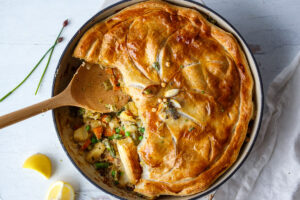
[0,63,130,129]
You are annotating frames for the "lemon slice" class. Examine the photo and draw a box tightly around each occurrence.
[23,153,52,179]
[46,181,75,200]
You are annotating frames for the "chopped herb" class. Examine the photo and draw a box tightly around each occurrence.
[201,90,205,94]
[91,136,98,144]
[114,134,123,139]
[139,127,145,133]
[111,170,116,177]
[125,131,131,137]
[95,162,110,169]
[189,127,195,132]
[105,104,117,112]
[152,62,160,71]
[139,136,143,141]
[114,181,119,185]
[85,125,91,131]
[115,128,120,134]
[78,108,85,116]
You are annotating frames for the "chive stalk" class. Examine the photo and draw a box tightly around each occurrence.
[0,45,54,102]
[35,19,69,95]
[0,19,68,101]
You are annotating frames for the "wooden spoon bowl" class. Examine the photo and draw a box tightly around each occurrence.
[0,63,130,129]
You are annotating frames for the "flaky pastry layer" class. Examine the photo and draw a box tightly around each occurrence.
[73,0,254,198]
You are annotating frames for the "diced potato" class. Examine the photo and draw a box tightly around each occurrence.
[108,117,119,130]
[126,102,138,116]
[90,120,102,129]
[116,137,142,184]
[86,142,105,163]
[74,126,89,142]
[119,111,136,123]
[124,123,137,133]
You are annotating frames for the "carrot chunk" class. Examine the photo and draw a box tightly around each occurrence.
[93,126,103,140]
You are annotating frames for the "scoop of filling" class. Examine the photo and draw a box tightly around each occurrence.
[73,100,144,188]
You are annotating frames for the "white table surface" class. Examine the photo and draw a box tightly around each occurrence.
[0,0,299,200]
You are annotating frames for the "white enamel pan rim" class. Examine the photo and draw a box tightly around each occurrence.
[52,0,264,199]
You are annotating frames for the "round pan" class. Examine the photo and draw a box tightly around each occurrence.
[52,0,264,199]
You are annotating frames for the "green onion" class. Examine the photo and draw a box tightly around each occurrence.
[139,127,145,133]
[95,162,110,169]
[85,125,91,131]
[138,136,143,141]
[125,131,131,137]
[35,19,69,95]
[91,136,98,144]
[152,62,160,71]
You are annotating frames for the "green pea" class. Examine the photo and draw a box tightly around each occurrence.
[85,125,91,131]
[125,131,131,137]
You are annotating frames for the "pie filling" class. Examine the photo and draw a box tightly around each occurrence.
[69,0,254,198]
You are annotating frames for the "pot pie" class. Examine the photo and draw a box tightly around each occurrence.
[71,0,254,198]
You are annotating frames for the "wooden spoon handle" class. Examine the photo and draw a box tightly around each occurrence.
[0,93,70,129]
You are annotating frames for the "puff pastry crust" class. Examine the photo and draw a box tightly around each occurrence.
[73,0,254,198]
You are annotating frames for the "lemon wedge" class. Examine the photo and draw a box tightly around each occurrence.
[23,153,52,179]
[46,181,75,200]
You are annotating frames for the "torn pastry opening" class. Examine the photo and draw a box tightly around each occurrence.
[73,71,144,189]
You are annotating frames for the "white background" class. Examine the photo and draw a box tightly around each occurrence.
[0,0,300,199]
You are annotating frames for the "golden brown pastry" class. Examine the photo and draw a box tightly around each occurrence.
[73,0,254,198]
